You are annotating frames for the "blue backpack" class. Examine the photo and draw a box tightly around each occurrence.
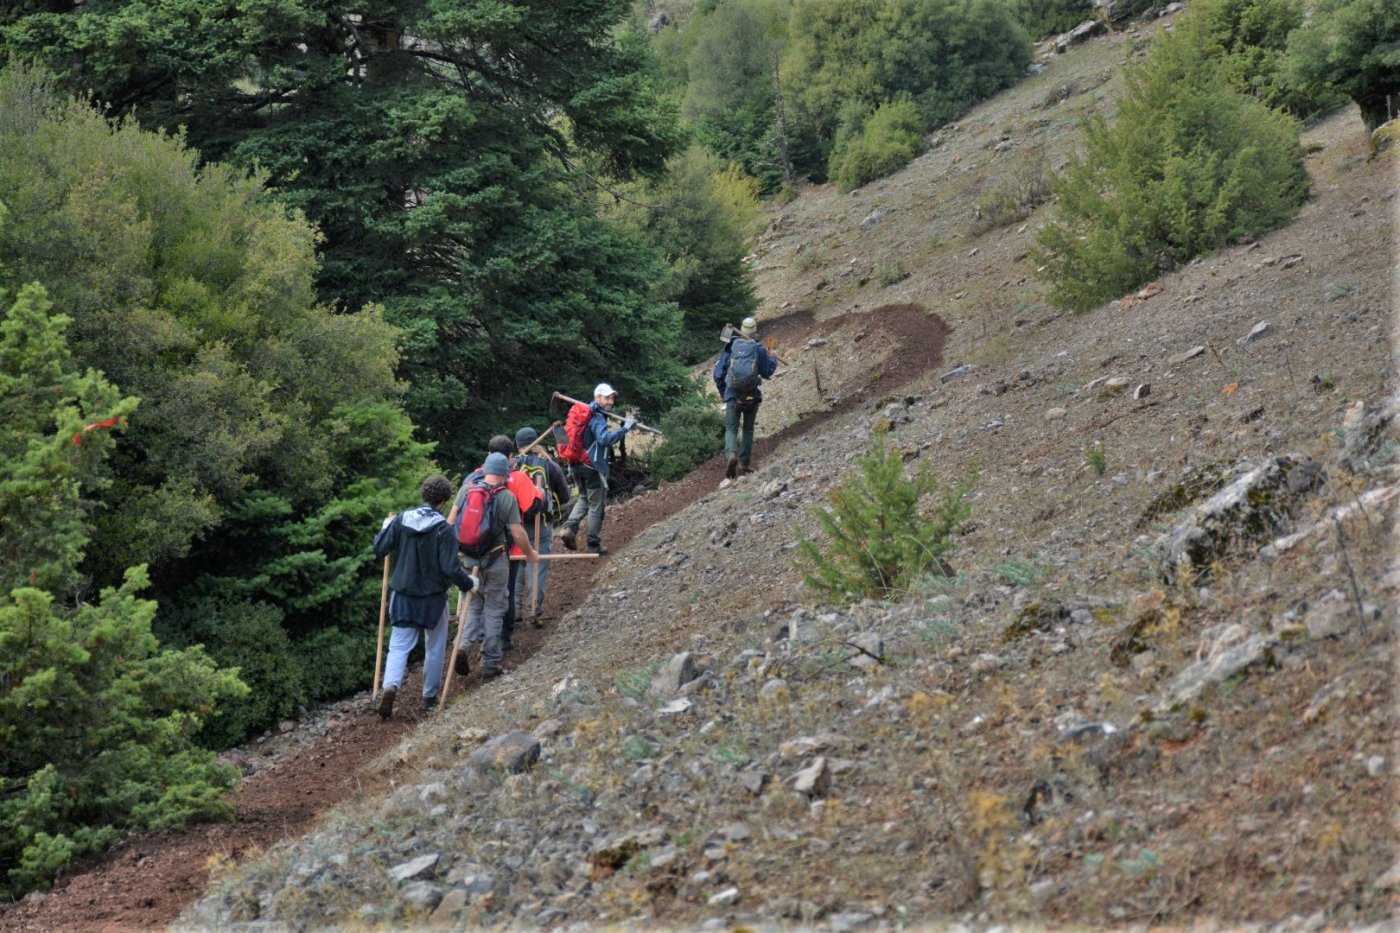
[725,338,762,395]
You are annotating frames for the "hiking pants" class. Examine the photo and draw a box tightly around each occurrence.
[725,400,759,468]
[565,464,607,548]
[383,603,450,700]
[514,519,553,616]
[465,552,510,672]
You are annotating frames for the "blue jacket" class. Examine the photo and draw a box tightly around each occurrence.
[582,402,632,478]
[713,338,778,404]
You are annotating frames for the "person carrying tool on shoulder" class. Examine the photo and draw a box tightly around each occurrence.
[512,426,572,618]
[558,382,636,555]
[372,475,476,719]
[714,316,778,478]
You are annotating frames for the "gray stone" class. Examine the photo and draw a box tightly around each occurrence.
[1304,589,1355,639]
[1366,755,1386,778]
[1167,346,1206,366]
[1046,407,1069,421]
[793,757,831,797]
[717,822,752,843]
[537,907,570,925]
[389,853,441,883]
[708,886,741,907]
[1163,633,1277,709]
[1156,458,1320,582]
[970,653,1002,675]
[1239,320,1272,344]
[760,678,789,701]
[739,769,770,795]
[278,720,295,734]
[859,209,887,229]
[465,731,541,774]
[1055,19,1106,53]
[828,911,875,931]
[649,651,699,697]
[418,782,448,802]
[458,872,495,896]
[940,364,972,383]
[398,881,443,912]
[1134,383,1151,400]
[848,631,884,661]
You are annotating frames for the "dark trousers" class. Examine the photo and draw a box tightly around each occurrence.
[725,400,759,467]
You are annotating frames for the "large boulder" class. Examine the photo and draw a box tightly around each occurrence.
[465,731,541,774]
[1155,457,1323,582]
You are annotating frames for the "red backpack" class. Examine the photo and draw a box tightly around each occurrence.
[557,402,593,465]
[454,479,506,558]
[506,465,544,522]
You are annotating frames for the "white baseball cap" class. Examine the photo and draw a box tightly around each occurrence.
[593,382,617,398]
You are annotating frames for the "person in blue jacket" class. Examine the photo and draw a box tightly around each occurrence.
[371,475,476,719]
[559,382,635,555]
[713,316,778,478]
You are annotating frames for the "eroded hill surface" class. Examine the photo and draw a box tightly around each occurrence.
[6,18,1395,933]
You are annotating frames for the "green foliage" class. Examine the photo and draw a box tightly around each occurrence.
[1,1,688,468]
[785,0,1031,170]
[798,439,973,602]
[0,282,137,596]
[1010,0,1097,40]
[606,146,759,361]
[1086,442,1108,476]
[682,0,797,192]
[1284,0,1400,130]
[153,599,302,749]
[647,386,727,483]
[1033,13,1309,311]
[1186,0,1309,113]
[972,152,1053,233]
[831,98,924,191]
[0,281,244,897]
[0,68,432,740]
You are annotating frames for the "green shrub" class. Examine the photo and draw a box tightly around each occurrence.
[1033,10,1309,311]
[647,387,727,482]
[798,439,973,602]
[875,256,910,287]
[1010,0,1097,40]
[154,598,304,749]
[971,152,1053,234]
[1283,0,1400,130]
[831,98,924,192]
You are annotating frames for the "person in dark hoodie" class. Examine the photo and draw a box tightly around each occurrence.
[372,474,476,719]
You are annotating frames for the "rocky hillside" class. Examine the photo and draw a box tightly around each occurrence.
[180,20,1396,931]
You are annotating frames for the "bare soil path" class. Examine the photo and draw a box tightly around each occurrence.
[0,303,945,933]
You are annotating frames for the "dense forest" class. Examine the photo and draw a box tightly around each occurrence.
[1,0,1394,900]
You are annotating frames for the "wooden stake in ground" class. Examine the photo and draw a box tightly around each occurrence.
[531,512,543,624]
[372,556,390,700]
[440,568,479,706]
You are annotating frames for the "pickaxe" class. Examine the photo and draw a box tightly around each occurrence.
[550,391,663,436]
[720,322,789,366]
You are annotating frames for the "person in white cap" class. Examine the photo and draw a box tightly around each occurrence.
[559,382,636,555]
[713,316,778,478]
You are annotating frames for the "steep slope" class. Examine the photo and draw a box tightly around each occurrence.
[6,19,1394,931]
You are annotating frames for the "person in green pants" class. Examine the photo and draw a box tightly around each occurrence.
[713,317,778,478]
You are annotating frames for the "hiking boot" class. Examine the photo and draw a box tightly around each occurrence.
[738,464,753,476]
[421,695,439,713]
[454,646,470,676]
[590,543,609,556]
[377,685,397,720]
[725,454,739,479]
[482,667,505,680]
[559,526,578,551]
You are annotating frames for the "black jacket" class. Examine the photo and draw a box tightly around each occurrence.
[372,504,475,596]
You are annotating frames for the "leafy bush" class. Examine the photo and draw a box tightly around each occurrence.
[1010,0,1098,40]
[0,283,244,898]
[971,152,1053,234]
[798,439,973,602]
[154,598,304,749]
[647,387,727,482]
[1284,0,1400,130]
[831,98,924,191]
[1033,12,1309,311]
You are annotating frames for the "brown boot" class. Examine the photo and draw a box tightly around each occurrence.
[726,455,739,479]
[377,685,397,720]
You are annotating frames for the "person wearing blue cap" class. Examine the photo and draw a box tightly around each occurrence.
[461,451,536,678]
[559,382,636,555]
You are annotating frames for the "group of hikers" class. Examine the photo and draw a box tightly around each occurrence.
[369,317,778,719]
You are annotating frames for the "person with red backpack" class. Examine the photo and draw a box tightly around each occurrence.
[371,475,477,719]
[457,451,537,678]
[714,316,778,479]
[558,382,636,555]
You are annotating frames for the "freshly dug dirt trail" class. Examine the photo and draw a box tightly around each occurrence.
[0,304,946,933]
